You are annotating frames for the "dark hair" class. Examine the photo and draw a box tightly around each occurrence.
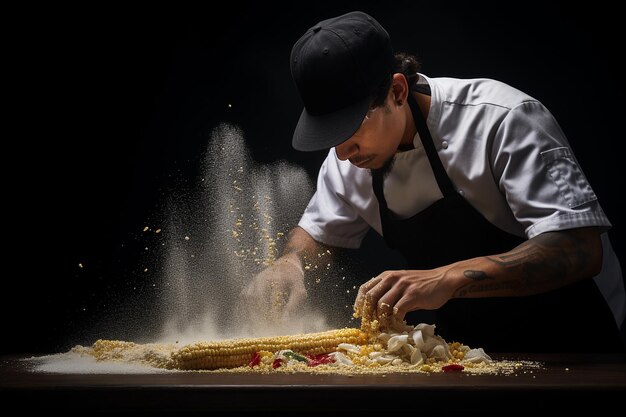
[369,52,421,108]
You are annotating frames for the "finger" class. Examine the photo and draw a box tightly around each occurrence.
[267,279,288,317]
[377,288,404,329]
[239,280,262,326]
[251,277,276,320]
[377,301,393,330]
[393,295,415,323]
[354,275,383,314]
[240,280,256,301]
[251,278,271,306]
[240,285,261,324]
[282,288,308,321]
[362,278,394,321]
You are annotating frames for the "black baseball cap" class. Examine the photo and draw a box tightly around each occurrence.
[290,11,394,151]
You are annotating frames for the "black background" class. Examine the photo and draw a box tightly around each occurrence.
[6,1,624,354]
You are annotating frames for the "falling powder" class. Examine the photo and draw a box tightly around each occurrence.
[152,123,336,344]
[30,124,373,373]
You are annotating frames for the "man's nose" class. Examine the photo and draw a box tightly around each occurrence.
[335,141,358,161]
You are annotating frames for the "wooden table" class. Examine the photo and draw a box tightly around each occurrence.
[2,354,625,415]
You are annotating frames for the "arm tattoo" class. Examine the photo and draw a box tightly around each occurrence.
[456,270,495,297]
[454,229,599,298]
[463,270,494,281]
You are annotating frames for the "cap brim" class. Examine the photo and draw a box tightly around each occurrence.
[292,96,371,152]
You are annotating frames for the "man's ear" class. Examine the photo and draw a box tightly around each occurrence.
[390,73,409,105]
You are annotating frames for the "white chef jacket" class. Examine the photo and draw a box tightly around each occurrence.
[298,73,625,327]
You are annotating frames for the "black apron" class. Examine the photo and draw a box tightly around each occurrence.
[371,87,624,353]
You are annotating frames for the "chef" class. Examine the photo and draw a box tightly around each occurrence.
[243,11,624,352]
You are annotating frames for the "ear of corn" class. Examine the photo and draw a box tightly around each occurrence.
[171,328,368,370]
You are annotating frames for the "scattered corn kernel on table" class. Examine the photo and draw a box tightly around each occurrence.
[1,353,625,415]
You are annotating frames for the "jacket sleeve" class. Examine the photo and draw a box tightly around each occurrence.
[491,100,611,238]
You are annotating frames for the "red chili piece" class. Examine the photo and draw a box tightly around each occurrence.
[442,364,465,372]
[248,352,261,368]
[272,358,283,369]
[306,353,335,367]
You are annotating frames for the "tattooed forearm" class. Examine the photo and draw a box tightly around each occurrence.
[453,228,601,298]
[487,246,538,267]
[488,232,572,266]
[487,230,597,280]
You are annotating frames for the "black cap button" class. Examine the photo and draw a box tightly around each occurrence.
[312,25,322,33]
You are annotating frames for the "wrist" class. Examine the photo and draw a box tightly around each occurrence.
[281,253,304,275]
[442,264,466,299]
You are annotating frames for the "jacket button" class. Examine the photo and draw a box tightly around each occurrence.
[441,141,449,149]
[458,189,465,196]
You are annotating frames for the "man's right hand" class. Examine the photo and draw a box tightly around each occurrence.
[240,253,308,322]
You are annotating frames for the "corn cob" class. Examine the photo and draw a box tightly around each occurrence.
[91,339,138,361]
[88,339,175,369]
[171,328,368,370]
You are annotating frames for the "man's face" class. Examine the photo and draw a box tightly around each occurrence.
[334,93,405,170]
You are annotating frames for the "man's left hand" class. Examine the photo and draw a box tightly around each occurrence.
[353,268,455,328]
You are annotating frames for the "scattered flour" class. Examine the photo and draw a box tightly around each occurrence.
[25,351,175,374]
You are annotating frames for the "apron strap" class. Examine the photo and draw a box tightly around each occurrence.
[407,88,458,198]
[373,86,457,220]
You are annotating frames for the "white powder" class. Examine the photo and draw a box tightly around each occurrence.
[25,351,176,374]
